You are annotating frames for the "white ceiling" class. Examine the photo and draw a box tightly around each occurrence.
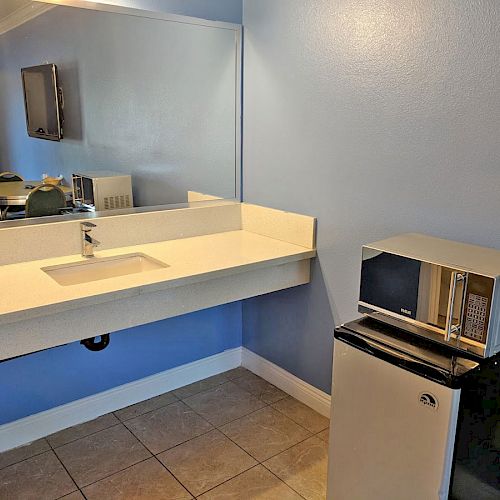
[0,0,33,21]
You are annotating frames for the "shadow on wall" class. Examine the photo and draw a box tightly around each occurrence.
[242,259,336,394]
[59,62,84,142]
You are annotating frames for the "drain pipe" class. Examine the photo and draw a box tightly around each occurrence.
[1,334,112,364]
[80,334,110,352]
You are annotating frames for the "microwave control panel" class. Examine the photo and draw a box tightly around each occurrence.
[463,294,488,341]
[461,274,494,345]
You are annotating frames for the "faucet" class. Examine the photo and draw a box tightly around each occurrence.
[81,221,101,257]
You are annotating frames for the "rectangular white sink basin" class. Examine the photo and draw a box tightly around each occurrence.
[42,253,169,286]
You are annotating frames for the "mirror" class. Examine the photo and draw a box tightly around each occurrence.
[0,1,241,225]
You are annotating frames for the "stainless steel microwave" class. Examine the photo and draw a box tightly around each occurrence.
[358,233,500,358]
[72,171,133,212]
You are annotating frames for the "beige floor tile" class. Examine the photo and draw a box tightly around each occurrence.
[124,400,213,454]
[232,373,288,404]
[82,457,191,499]
[198,465,303,500]
[0,438,50,470]
[0,450,76,500]
[47,413,120,448]
[173,373,229,399]
[158,430,257,496]
[114,392,178,421]
[184,381,266,426]
[264,436,328,500]
[272,397,329,433]
[223,366,251,380]
[317,428,329,443]
[220,407,311,462]
[60,492,85,499]
[55,424,151,488]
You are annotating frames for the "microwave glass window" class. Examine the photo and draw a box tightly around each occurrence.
[360,250,421,319]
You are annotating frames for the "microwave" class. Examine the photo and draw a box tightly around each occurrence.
[359,233,500,358]
[72,171,133,212]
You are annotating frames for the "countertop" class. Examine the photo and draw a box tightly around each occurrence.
[0,230,315,325]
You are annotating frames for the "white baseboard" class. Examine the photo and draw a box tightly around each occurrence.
[241,347,331,417]
[0,346,331,453]
[0,347,241,453]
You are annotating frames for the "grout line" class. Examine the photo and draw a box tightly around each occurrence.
[314,428,330,443]
[154,455,199,498]
[122,401,215,457]
[48,371,256,454]
[50,448,80,495]
[261,463,308,500]
[0,369,243,468]
[76,455,153,491]
[181,386,269,428]
[258,433,329,499]
[113,397,180,423]
[0,370,310,498]
[174,382,228,400]
[269,402,330,435]
[146,426,216,458]
[191,462,263,497]
[54,424,155,491]
[213,403,270,429]
[210,428,263,469]
[49,422,123,450]
[155,435,260,498]
[0,442,51,472]
[258,432,314,463]
[175,375,319,465]
[134,380,281,496]
[55,487,87,500]
[219,410,314,466]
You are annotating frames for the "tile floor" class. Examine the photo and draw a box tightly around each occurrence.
[0,367,329,499]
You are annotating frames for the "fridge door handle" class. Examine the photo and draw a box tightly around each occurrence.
[445,272,466,341]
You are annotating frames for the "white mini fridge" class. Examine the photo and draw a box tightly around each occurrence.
[327,320,463,500]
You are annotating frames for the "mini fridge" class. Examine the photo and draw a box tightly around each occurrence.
[327,317,499,500]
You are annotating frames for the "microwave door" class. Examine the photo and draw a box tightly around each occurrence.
[360,250,467,343]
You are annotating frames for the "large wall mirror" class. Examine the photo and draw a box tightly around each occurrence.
[0,0,241,225]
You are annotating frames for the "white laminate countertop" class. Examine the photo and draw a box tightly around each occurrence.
[0,230,315,325]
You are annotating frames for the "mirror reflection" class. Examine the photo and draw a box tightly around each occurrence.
[0,2,240,223]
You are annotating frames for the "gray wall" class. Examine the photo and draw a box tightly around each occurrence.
[0,5,238,206]
[242,0,500,393]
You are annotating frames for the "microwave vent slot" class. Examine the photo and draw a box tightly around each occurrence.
[103,194,131,210]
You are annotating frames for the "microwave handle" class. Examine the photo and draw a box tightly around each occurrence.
[445,271,466,341]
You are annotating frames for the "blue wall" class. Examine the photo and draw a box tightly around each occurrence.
[243,262,334,393]
[242,0,500,394]
[0,303,242,425]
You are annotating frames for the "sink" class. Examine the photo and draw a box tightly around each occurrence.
[42,253,169,286]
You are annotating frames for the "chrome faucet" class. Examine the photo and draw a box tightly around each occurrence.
[81,221,100,257]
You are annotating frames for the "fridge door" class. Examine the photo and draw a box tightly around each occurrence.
[327,335,461,500]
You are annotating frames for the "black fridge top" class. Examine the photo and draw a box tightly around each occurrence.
[335,316,483,388]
